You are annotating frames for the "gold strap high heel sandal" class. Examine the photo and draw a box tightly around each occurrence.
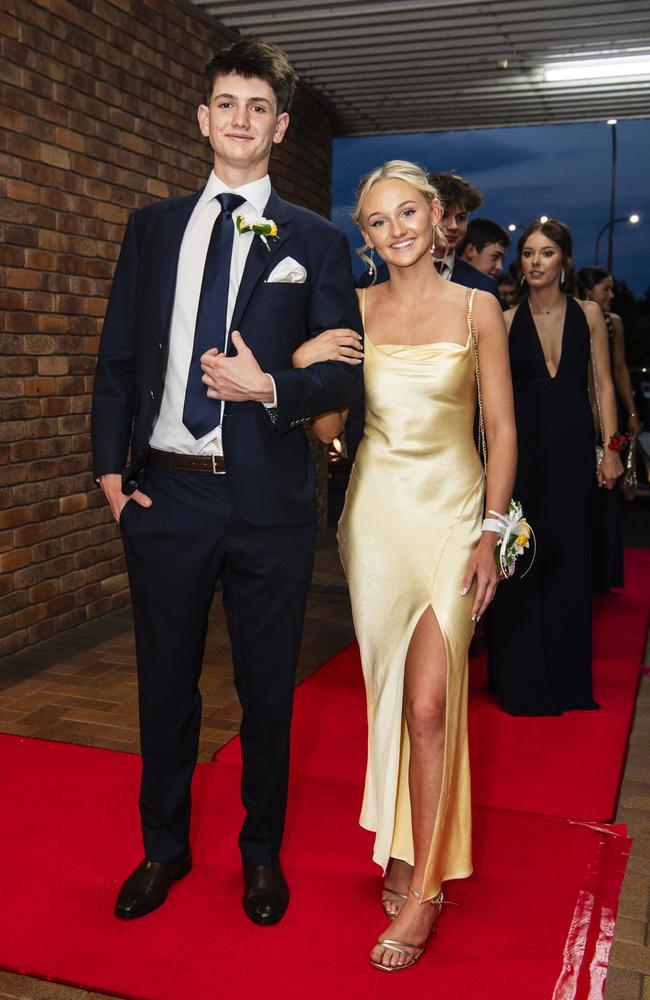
[370,885,444,973]
[381,885,408,920]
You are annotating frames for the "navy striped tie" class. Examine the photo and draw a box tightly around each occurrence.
[182,192,246,439]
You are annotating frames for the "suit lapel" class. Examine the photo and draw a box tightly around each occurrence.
[228,189,294,338]
[157,191,202,332]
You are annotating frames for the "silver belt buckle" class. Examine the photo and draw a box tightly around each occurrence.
[211,455,220,475]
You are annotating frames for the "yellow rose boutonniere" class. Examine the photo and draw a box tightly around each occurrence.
[235,215,278,251]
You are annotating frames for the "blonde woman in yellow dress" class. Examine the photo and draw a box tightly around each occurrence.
[293,161,516,972]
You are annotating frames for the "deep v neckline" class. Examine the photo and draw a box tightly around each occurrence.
[527,297,568,380]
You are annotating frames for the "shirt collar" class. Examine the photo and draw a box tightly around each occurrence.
[201,172,271,216]
[437,249,455,276]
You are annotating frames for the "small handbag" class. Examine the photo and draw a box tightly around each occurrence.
[620,436,638,502]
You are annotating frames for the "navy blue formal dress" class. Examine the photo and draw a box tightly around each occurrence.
[488,297,600,715]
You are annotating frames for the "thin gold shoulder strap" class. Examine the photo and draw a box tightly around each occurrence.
[360,287,366,326]
[466,287,477,333]
[467,287,487,475]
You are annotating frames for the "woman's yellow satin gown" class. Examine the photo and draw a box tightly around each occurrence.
[338,288,484,901]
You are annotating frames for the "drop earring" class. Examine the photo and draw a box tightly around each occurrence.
[367,246,376,276]
[431,223,444,255]
[560,268,565,287]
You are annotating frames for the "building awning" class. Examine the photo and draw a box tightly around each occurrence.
[188,0,650,134]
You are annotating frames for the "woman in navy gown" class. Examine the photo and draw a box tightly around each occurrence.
[488,220,623,715]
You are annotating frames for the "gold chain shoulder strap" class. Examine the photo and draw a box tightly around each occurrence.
[588,329,605,444]
[467,288,487,475]
[579,300,605,445]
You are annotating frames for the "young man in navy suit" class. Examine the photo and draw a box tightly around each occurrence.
[91,38,362,925]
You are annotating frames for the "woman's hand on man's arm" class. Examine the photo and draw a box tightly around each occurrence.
[292,329,363,369]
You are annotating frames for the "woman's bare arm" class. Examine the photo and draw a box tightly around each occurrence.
[477,292,518,520]
[292,329,361,443]
[610,313,642,436]
[461,291,517,621]
[583,300,624,488]
[292,329,362,369]
[310,407,349,444]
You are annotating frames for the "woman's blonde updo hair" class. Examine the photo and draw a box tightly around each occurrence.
[352,160,446,279]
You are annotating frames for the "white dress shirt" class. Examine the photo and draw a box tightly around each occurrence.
[434,249,455,280]
[150,172,272,456]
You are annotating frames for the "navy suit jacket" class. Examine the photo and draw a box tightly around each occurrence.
[450,256,500,297]
[91,188,363,526]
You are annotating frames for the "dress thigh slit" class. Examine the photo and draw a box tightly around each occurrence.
[391,602,450,903]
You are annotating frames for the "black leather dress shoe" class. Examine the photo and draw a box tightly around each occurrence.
[242,863,289,925]
[114,852,192,919]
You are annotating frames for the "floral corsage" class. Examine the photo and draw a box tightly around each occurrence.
[235,214,278,251]
[482,499,536,578]
[597,432,629,469]
[607,432,629,452]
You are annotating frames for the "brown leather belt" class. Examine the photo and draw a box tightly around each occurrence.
[148,447,226,474]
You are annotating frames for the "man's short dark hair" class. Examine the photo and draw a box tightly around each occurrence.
[203,38,299,114]
[458,218,511,256]
[496,271,515,288]
[429,172,483,213]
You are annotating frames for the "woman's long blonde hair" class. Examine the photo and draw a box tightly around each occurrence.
[352,160,446,276]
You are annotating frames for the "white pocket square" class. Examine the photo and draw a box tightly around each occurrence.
[266,257,307,284]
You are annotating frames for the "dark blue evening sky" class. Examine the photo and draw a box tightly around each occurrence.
[332,119,650,295]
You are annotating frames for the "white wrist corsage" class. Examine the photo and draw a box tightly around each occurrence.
[482,499,536,578]
[235,214,278,251]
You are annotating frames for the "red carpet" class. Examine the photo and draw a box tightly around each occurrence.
[0,736,632,999]
[0,548,646,998]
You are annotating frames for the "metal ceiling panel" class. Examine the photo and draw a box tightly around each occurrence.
[188,0,650,133]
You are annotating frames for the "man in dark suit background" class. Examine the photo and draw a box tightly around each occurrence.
[458,218,512,279]
[91,38,362,926]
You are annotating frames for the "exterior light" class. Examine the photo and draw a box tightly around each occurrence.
[539,215,549,223]
[545,56,650,82]
[595,214,642,265]
[606,118,618,125]
[508,224,517,232]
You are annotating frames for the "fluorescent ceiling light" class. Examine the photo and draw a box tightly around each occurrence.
[545,55,650,82]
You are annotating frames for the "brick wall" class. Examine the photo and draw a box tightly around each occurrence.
[0,0,336,656]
